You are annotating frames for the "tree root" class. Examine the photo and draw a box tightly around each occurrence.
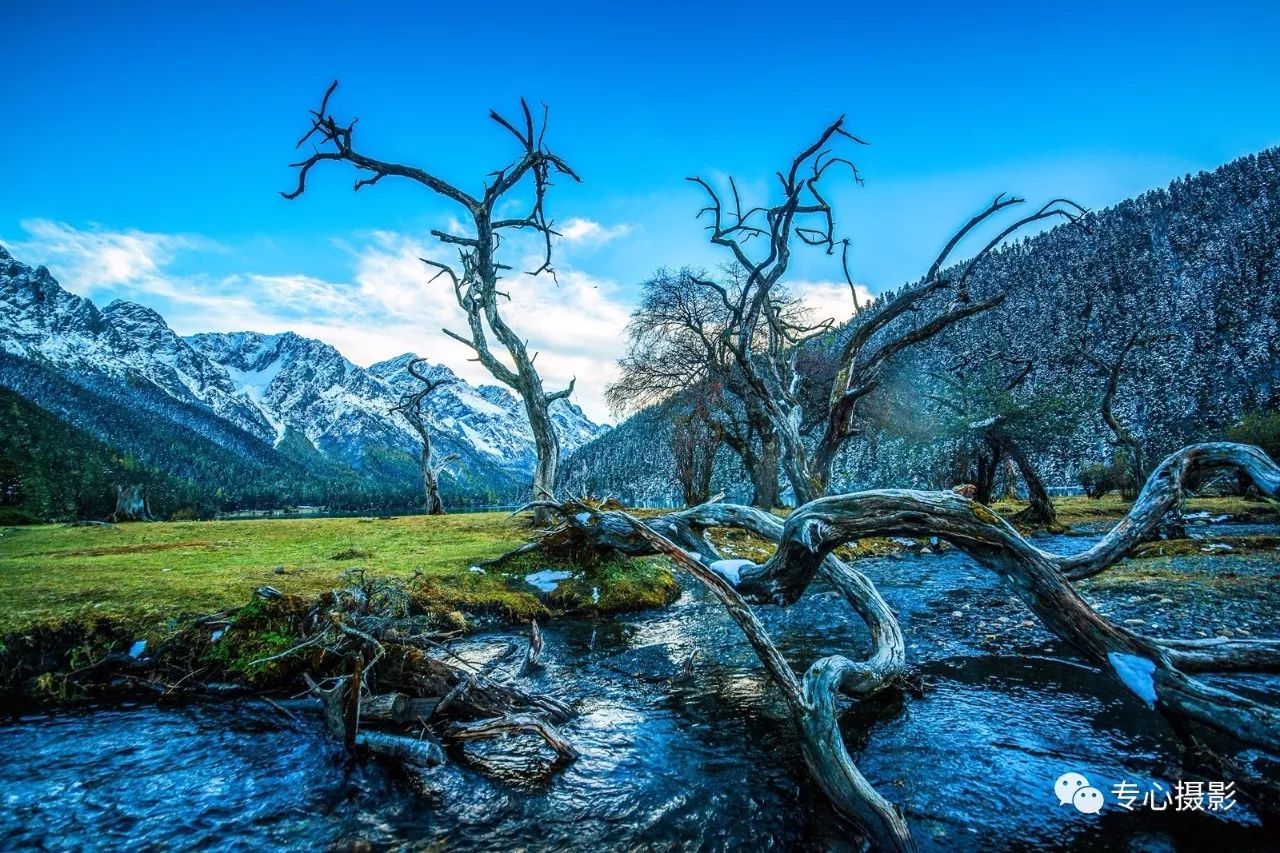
[512,442,1280,850]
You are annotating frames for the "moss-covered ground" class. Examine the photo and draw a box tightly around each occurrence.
[1,493,1273,639]
[0,513,678,637]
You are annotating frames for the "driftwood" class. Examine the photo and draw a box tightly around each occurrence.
[361,691,410,724]
[519,620,544,676]
[355,730,446,768]
[501,441,1280,851]
[446,713,581,762]
[260,570,581,781]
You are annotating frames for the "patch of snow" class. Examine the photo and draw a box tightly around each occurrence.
[460,422,502,458]
[223,359,285,403]
[1107,651,1157,708]
[707,558,754,586]
[524,569,573,593]
[469,565,486,574]
[591,586,600,604]
[574,512,592,524]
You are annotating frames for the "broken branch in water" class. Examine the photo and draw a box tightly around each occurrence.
[519,620,544,676]
[446,713,580,762]
[502,441,1279,848]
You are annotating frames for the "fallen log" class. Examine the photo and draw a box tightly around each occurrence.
[355,730,445,768]
[361,691,410,724]
[508,442,1280,850]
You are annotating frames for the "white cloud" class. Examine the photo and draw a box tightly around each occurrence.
[5,220,630,422]
[557,217,632,246]
[792,279,875,325]
[342,231,632,418]
[10,218,211,293]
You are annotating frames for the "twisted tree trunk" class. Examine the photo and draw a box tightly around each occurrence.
[753,429,782,508]
[513,442,1280,850]
[1002,437,1059,528]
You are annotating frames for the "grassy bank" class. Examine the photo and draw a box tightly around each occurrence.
[0,513,679,636]
[2,493,1273,636]
[1000,493,1276,525]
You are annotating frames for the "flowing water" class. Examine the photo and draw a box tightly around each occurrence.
[3,526,1278,850]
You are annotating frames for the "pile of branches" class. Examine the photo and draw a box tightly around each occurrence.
[278,569,578,770]
[500,443,1280,852]
[56,569,579,778]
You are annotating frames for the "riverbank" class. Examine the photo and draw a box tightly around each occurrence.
[3,494,1273,632]
[0,512,683,705]
[2,494,1275,707]
[0,513,683,635]
[4,516,1277,850]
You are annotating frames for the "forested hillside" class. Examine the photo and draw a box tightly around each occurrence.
[564,148,1280,503]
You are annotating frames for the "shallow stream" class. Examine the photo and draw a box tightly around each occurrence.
[3,525,1278,850]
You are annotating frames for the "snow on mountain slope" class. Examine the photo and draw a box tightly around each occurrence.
[0,246,274,441]
[368,353,608,470]
[0,243,607,494]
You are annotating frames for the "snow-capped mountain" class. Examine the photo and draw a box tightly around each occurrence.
[186,332,607,480]
[0,246,272,441]
[0,243,606,504]
[369,353,604,469]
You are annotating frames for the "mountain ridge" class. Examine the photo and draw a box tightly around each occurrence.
[0,245,606,516]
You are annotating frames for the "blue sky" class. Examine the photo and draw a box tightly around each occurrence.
[4,0,1279,420]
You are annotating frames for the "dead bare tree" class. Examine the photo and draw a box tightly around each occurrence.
[284,81,580,520]
[687,120,1087,502]
[510,442,1280,849]
[390,358,458,515]
[110,484,154,522]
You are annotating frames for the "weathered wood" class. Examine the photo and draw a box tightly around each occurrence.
[627,517,915,852]
[446,713,580,761]
[355,730,445,768]
[406,697,439,721]
[518,620,544,676]
[734,442,1280,755]
[304,674,352,742]
[360,691,410,724]
[511,442,1279,847]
